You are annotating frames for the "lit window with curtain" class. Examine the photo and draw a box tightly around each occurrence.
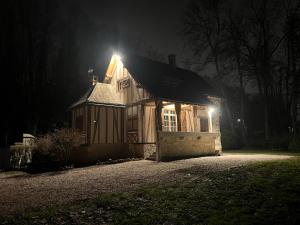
[163,109,177,132]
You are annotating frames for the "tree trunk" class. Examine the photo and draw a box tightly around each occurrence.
[215,58,236,136]
[264,95,270,140]
[236,52,247,144]
[175,103,181,131]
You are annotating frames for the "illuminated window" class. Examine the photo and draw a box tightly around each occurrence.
[163,109,177,132]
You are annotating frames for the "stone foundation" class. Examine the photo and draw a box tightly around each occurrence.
[143,144,156,159]
[158,131,222,161]
[128,143,156,159]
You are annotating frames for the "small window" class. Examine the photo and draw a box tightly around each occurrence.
[118,78,130,90]
[163,109,177,132]
[200,117,209,132]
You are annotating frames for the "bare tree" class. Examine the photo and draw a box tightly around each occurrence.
[283,0,300,133]
[224,10,249,144]
[244,0,300,139]
[183,0,236,135]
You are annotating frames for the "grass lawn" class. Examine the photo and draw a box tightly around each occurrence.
[2,156,300,225]
[224,149,300,156]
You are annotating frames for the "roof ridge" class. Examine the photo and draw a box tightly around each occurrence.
[127,53,199,75]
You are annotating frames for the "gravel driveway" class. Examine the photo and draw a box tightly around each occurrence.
[0,153,293,216]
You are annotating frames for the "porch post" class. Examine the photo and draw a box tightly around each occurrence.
[175,103,181,131]
[155,99,163,161]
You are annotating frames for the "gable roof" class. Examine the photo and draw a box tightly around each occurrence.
[71,53,218,108]
[121,53,217,105]
[70,83,124,108]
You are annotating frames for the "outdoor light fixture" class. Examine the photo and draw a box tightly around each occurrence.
[114,54,121,61]
[208,107,215,115]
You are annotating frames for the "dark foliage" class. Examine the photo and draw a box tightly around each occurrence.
[28,129,83,172]
[0,1,130,147]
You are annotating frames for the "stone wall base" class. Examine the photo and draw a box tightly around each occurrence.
[158,131,222,161]
[129,143,156,159]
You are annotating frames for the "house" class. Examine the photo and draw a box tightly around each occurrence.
[70,53,222,162]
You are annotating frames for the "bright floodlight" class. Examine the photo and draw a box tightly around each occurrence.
[208,107,215,114]
[114,54,121,61]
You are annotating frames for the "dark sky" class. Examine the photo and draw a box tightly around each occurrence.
[83,0,191,64]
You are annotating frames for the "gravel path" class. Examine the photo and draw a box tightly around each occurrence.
[0,154,293,216]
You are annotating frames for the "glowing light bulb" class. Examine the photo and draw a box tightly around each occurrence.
[208,107,215,114]
[114,54,121,61]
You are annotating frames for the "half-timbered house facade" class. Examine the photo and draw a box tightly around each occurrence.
[70,53,222,162]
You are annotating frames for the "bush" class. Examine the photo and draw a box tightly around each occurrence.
[29,129,83,172]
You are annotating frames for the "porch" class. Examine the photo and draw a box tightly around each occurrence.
[130,99,222,161]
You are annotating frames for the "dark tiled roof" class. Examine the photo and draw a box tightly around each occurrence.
[70,83,124,108]
[122,53,217,104]
[71,53,218,108]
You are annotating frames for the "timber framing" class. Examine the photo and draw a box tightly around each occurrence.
[70,53,222,162]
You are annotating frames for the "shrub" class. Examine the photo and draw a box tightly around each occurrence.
[29,129,83,172]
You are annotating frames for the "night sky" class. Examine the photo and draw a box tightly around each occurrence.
[83,0,191,63]
[1,0,298,147]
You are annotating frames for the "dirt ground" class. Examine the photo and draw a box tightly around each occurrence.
[0,153,293,216]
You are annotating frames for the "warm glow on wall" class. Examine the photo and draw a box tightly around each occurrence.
[208,106,215,133]
[163,103,175,110]
[208,107,215,115]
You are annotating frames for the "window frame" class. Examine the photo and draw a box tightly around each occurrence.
[117,78,131,91]
[162,109,177,132]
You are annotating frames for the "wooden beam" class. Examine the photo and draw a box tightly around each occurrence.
[105,107,108,144]
[113,108,120,143]
[121,108,124,143]
[175,103,181,132]
[87,105,91,145]
[112,108,115,144]
[98,107,101,144]
[155,99,163,162]
[141,104,145,143]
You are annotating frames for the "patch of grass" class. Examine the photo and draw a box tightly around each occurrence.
[94,157,300,225]
[224,149,300,156]
[2,157,300,225]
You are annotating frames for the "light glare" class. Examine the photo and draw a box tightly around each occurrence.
[114,54,121,61]
[208,107,215,114]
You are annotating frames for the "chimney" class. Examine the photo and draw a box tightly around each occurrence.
[92,75,98,86]
[88,68,98,86]
[168,54,176,69]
